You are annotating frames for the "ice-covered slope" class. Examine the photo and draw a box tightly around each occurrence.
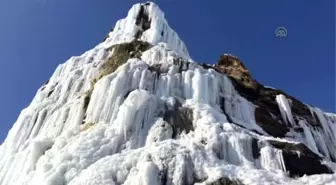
[0,2,335,185]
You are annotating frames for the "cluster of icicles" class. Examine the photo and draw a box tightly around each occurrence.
[0,2,335,185]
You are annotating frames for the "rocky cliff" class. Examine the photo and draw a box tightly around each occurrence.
[0,2,335,185]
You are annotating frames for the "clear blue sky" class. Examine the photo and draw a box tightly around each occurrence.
[0,0,334,142]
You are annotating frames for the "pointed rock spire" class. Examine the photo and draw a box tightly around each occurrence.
[103,2,190,59]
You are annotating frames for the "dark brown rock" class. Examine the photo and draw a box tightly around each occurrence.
[83,95,90,112]
[47,89,54,98]
[269,140,333,177]
[214,54,321,136]
[135,3,151,38]
[254,107,289,137]
[100,40,152,78]
[173,57,190,73]
[207,177,243,185]
[163,99,194,138]
[215,54,259,91]
[148,64,169,77]
[252,138,260,159]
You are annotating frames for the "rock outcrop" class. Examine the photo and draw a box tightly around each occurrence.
[0,2,334,185]
[214,54,330,136]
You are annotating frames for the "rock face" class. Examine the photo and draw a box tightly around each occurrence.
[214,55,289,137]
[269,141,332,177]
[163,98,194,138]
[206,177,243,185]
[215,54,334,139]
[0,2,335,185]
[254,107,289,137]
[215,54,259,91]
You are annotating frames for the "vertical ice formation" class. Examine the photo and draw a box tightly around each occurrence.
[276,94,296,126]
[260,145,286,172]
[299,120,320,155]
[311,108,336,161]
[104,2,190,60]
[275,94,336,162]
[0,2,335,185]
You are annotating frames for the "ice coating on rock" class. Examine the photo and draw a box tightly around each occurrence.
[104,2,190,60]
[312,107,336,160]
[274,94,336,162]
[276,94,296,126]
[0,2,335,185]
[299,120,320,155]
[260,145,287,172]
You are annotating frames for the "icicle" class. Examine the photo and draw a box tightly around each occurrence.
[260,145,286,172]
[105,2,190,59]
[182,70,193,100]
[192,68,211,104]
[29,109,48,140]
[299,120,319,155]
[216,133,254,167]
[312,108,336,161]
[275,94,296,126]
[1,2,336,185]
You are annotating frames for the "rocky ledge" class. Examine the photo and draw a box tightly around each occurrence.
[214,54,324,136]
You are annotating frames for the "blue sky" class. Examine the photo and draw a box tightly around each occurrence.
[0,0,334,142]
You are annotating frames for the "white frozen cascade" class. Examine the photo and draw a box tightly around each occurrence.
[0,2,335,185]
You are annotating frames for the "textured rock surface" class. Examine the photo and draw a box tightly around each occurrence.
[269,141,332,177]
[206,177,243,185]
[0,2,335,185]
[214,54,329,135]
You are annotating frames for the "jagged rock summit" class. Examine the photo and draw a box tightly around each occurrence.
[0,2,335,185]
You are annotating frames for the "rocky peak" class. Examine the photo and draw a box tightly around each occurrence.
[214,54,332,138]
[135,2,151,33]
[103,2,190,59]
[215,54,259,91]
[216,54,249,77]
[0,2,335,185]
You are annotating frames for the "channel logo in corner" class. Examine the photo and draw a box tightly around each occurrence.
[275,27,287,38]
